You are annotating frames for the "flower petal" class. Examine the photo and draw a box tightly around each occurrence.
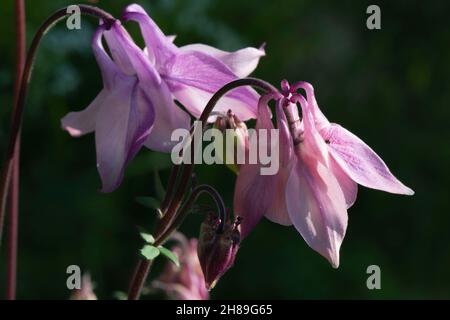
[286,157,348,268]
[95,83,155,192]
[329,156,358,208]
[109,22,191,153]
[61,89,106,137]
[122,4,178,67]
[285,96,348,267]
[143,81,191,153]
[234,95,281,238]
[323,124,414,195]
[61,24,123,137]
[164,51,259,120]
[180,43,265,77]
[264,100,293,226]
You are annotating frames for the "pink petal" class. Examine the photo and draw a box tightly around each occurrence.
[285,96,348,268]
[233,96,283,238]
[329,156,358,209]
[323,124,414,195]
[264,100,293,226]
[164,51,259,120]
[285,158,348,268]
[180,43,265,78]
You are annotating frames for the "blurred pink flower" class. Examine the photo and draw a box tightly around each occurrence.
[153,235,208,300]
[70,274,97,300]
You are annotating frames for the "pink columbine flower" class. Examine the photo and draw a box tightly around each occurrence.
[234,81,414,267]
[153,236,209,300]
[61,4,264,192]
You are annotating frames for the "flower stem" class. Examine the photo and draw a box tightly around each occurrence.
[0,4,115,261]
[6,0,26,301]
[127,78,279,300]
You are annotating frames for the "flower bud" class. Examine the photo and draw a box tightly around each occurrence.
[213,110,248,174]
[197,212,241,290]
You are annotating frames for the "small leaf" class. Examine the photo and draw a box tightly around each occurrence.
[113,291,127,300]
[140,245,160,260]
[140,232,155,244]
[136,196,160,210]
[158,246,180,268]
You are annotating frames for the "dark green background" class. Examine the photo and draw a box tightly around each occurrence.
[0,0,449,299]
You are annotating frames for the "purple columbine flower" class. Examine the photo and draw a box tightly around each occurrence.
[121,4,263,121]
[61,4,265,192]
[234,81,414,267]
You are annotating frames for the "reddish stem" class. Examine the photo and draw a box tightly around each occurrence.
[127,78,279,300]
[6,0,26,300]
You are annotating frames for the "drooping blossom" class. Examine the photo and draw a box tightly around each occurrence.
[197,212,240,289]
[121,4,263,121]
[153,235,209,300]
[62,4,264,192]
[62,21,189,192]
[234,81,413,267]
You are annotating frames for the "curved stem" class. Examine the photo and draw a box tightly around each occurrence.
[6,0,26,300]
[0,5,115,249]
[154,78,279,241]
[127,78,280,300]
[156,184,227,245]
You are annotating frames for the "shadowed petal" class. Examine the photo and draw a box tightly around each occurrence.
[110,22,191,153]
[180,43,265,78]
[264,101,293,226]
[96,83,155,192]
[323,124,414,195]
[329,156,358,208]
[234,96,279,238]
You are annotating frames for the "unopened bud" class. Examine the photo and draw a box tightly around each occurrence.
[213,110,248,174]
[197,212,241,290]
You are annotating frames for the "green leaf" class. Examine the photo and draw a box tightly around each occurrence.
[113,291,127,300]
[135,196,160,210]
[158,246,180,268]
[140,245,160,260]
[140,232,155,244]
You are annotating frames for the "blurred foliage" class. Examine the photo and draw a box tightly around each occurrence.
[0,0,449,299]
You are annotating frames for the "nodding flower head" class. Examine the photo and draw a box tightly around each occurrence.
[234,79,413,268]
[197,211,241,290]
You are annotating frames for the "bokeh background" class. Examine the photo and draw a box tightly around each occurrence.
[0,0,449,299]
